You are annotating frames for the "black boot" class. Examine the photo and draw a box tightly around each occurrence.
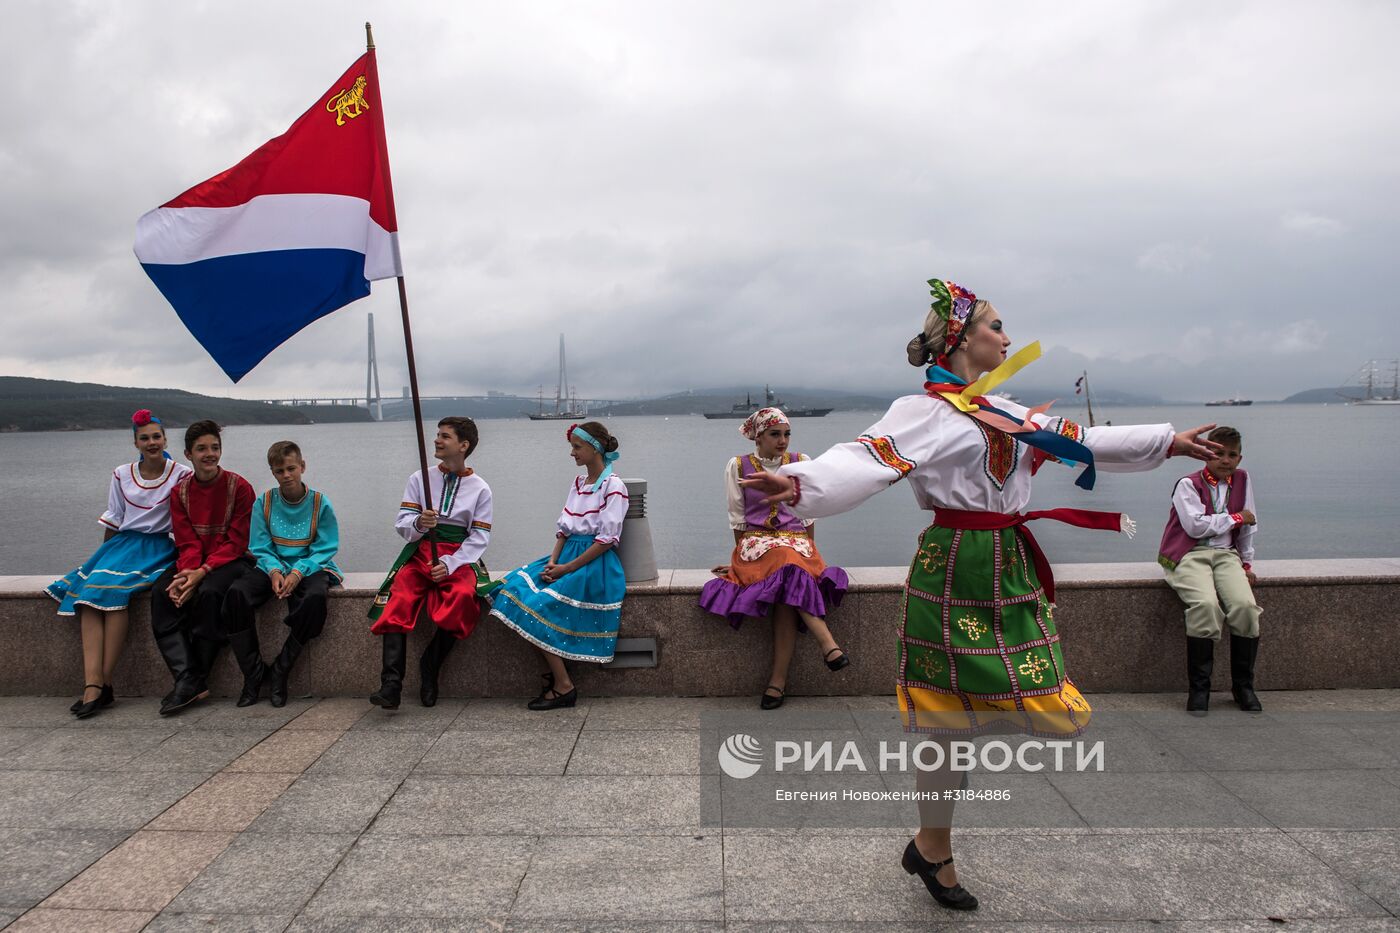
[369,633,407,710]
[1230,634,1263,712]
[268,633,305,709]
[419,628,458,707]
[155,630,208,716]
[1186,636,1214,716]
[227,629,266,707]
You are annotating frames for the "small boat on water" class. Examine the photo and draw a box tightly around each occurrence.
[1205,397,1253,407]
[703,385,832,419]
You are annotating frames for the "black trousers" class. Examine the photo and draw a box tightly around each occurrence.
[223,569,332,643]
[151,558,256,644]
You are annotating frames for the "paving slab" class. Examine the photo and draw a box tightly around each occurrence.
[305,730,439,779]
[41,829,234,911]
[288,918,503,932]
[566,730,705,775]
[301,834,531,919]
[122,729,268,773]
[413,729,578,776]
[58,697,213,730]
[349,699,466,732]
[370,775,704,835]
[247,774,400,835]
[511,835,723,922]
[447,697,589,733]
[582,697,755,732]
[1211,769,1400,829]
[3,907,156,932]
[2,727,174,771]
[195,701,316,732]
[167,832,356,915]
[0,727,50,756]
[1047,771,1274,830]
[225,730,344,774]
[0,697,90,729]
[282,697,369,732]
[0,770,95,829]
[1290,829,1400,914]
[0,828,127,910]
[148,772,296,832]
[42,769,211,831]
[144,913,294,933]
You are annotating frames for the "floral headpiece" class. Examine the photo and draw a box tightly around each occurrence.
[928,278,978,358]
[131,409,161,432]
[740,407,789,440]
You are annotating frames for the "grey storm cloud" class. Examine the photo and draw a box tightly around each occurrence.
[3,0,1396,402]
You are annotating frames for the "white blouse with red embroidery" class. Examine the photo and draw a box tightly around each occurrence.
[556,474,629,545]
[780,394,1174,519]
[99,460,193,534]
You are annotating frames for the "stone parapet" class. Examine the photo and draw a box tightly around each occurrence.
[3,558,1397,698]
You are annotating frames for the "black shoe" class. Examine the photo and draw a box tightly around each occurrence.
[1186,636,1214,716]
[824,647,851,672]
[370,633,407,710]
[72,684,103,719]
[419,628,457,708]
[268,634,305,709]
[902,839,979,911]
[527,672,578,711]
[760,685,785,711]
[227,629,266,708]
[1230,634,1263,712]
[98,684,114,708]
[159,679,209,716]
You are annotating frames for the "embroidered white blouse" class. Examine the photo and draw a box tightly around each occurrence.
[725,454,814,530]
[780,394,1175,519]
[556,475,629,546]
[99,460,193,534]
[395,467,493,574]
[1171,474,1257,564]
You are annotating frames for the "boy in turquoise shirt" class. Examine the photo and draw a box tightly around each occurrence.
[223,440,342,707]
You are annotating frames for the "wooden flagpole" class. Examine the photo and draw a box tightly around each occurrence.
[366,22,438,563]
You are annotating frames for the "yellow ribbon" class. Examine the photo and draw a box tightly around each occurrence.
[936,341,1042,413]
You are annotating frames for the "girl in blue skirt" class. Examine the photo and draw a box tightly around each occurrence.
[47,410,192,717]
[488,421,627,709]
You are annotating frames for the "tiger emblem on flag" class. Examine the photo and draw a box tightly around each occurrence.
[326,75,370,125]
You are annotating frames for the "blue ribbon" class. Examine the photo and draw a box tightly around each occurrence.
[570,426,620,491]
[927,367,1099,491]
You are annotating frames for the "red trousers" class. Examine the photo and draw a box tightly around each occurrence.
[370,539,481,639]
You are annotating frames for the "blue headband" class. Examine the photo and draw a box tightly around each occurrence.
[569,425,620,491]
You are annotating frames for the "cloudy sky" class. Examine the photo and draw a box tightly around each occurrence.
[5,1,1396,403]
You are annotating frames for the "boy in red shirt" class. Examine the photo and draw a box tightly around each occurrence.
[150,420,257,716]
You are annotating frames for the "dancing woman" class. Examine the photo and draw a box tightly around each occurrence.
[741,279,1220,910]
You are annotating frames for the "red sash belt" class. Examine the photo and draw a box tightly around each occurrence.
[931,507,1125,603]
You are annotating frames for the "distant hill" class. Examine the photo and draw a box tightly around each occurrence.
[1281,387,1369,404]
[0,377,372,432]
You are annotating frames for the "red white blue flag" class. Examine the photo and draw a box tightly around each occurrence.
[134,51,402,382]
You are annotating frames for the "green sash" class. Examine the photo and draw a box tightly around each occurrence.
[367,525,489,621]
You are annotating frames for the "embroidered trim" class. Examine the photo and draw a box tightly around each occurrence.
[264,491,322,548]
[1055,417,1085,444]
[470,520,492,530]
[506,567,624,611]
[973,420,1019,490]
[856,434,915,481]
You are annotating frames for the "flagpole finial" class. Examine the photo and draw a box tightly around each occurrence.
[365,22,375,50]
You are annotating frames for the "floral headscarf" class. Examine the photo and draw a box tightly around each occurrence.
[740,407,789,440]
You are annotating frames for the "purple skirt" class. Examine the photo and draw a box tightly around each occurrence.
[699,563,849,629]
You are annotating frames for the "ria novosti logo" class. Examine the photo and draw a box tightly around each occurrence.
[717,733,764,779]
[717,733,1105,777]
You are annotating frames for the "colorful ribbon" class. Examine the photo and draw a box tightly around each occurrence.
[568,424,620,491]
[924,341,1100,490]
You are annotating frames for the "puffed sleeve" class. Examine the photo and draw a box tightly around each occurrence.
[780,395,942,520]
[442,482,492,573]
[395,473,425,543]
[99,469,124,531]
[594,477,630,546]
[725,457,745,530]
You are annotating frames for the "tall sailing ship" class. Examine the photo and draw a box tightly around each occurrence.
[1343,359,1400,406]
[528,334,590,420]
